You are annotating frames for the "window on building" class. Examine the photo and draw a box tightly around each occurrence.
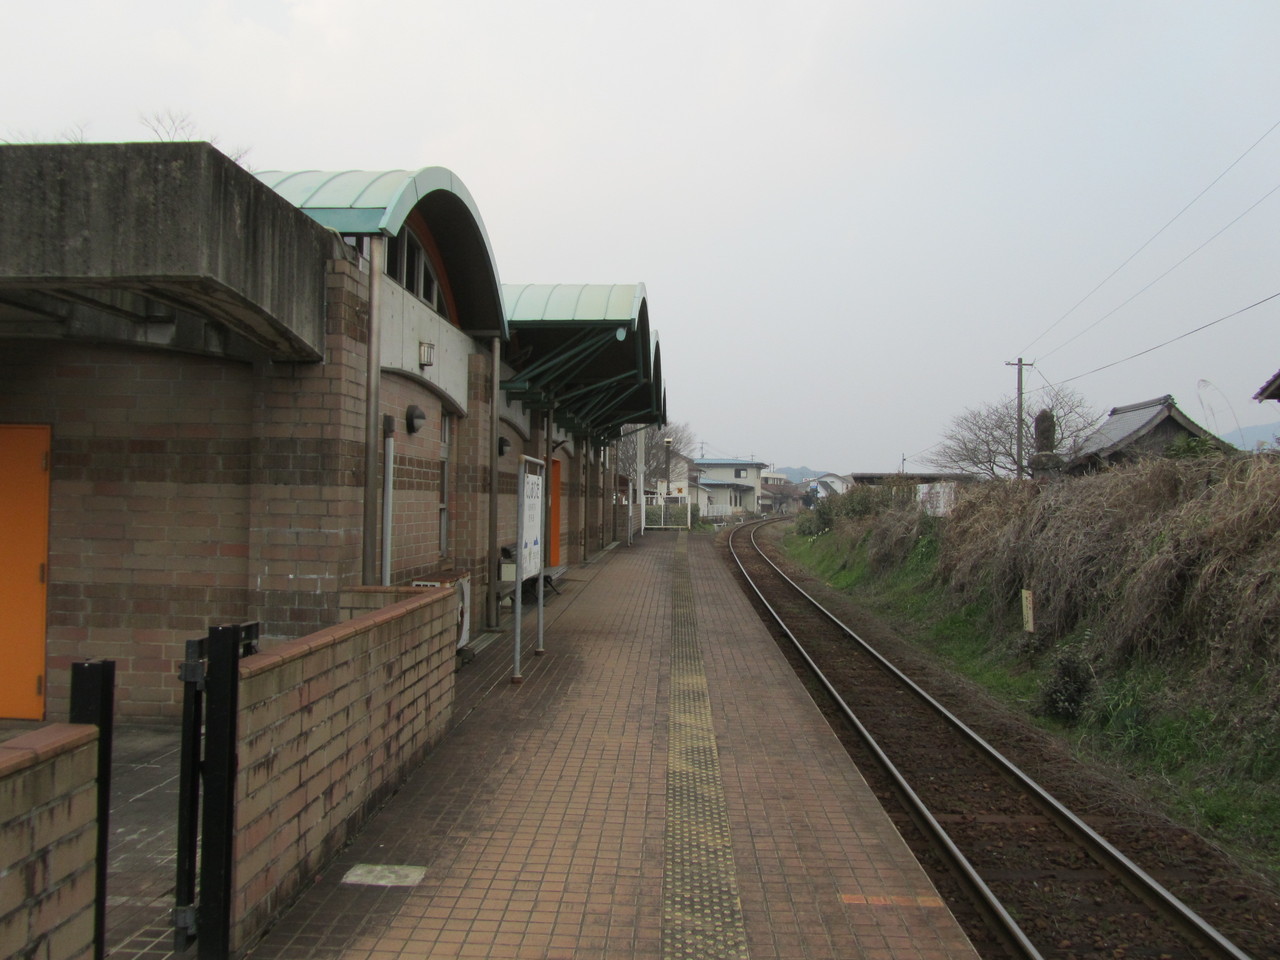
[384,227,447,317]
[385,232,402,282]
[734,468,746,478]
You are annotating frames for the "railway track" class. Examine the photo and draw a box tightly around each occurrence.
[727,518,1258,960]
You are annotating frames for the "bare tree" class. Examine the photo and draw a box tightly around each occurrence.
[614,421,696,486]
[138,109,252,167]
[138,109,197,141]
[923,387,1101,479]
[1,121,89,145]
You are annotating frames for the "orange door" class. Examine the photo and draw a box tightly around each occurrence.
[549,458,562,567]
[0,425,50,720]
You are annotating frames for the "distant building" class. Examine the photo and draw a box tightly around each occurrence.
[690,458,768,517]
[1065,395,1231,474]
[758,470,796,515]
[803,472,853,498]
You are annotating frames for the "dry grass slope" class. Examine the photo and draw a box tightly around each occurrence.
[940,457,1280,668]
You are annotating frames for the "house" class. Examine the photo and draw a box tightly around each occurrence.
[1065,395,1231,474]
[758,469,796,515]
[1253,368,1280,403]
[691,458,768,516]
[803,472,853,499]
[0,143,663,720]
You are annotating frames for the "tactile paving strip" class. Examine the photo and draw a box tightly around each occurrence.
[662,533,751,960]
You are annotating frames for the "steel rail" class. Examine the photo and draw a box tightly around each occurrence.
[730,518,1253,960]
[728,520,1041,960]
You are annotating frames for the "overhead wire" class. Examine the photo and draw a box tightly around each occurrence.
[1053,290,1280,386]
[1017,116,1280,357]
[1038,177,1280,362]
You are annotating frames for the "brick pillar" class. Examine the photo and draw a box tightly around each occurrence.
[246,258,367,638]
[455,352,495,625]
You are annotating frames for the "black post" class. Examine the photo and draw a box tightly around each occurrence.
[198,624,241,960]
[69,660,115,960]
[174,635,206,952]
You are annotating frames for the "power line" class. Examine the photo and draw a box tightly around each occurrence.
[1038,176,1280,362]
[1053,290,1280,386]
[1018,116,1280,357]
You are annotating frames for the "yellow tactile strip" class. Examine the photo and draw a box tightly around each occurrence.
[662,533,751,960]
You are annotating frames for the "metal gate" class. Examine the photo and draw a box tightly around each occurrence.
[174,622,258,958]
[645,496,690,529]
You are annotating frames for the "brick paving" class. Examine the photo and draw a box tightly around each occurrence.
[239,530,977,960]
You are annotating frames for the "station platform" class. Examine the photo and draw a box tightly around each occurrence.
[244,530,978,960]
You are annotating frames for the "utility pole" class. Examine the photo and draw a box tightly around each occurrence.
[1005,357,1033,479]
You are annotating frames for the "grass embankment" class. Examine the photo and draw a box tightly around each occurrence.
[783,459,1280,883]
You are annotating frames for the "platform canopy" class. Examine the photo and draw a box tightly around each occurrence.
[256,167,506,339]
[502,283,665,446]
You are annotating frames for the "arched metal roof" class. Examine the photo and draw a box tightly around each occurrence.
[255,167,483,239]
[504,283,647,326]
[501,283,665,445]
[256,166,506,338]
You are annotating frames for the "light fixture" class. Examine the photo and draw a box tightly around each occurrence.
[419,342,435,368]
[498,437,511,456]
[406,405,426,434]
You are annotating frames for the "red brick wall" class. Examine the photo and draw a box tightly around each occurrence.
[232,589,457,952]
[0,724,98,960]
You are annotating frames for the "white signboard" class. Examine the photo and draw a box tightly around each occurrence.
[521,471,544,576]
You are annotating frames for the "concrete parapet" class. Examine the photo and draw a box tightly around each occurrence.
[0,142,333,360]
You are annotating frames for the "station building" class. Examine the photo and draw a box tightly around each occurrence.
[0,142,663,721]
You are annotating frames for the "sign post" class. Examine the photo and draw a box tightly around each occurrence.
[512,456,546,683]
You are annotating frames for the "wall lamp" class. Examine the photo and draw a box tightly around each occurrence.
[497,437,511,456]
[419,342,435,368]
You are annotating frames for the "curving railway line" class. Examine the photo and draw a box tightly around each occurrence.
[726,517,1267,960]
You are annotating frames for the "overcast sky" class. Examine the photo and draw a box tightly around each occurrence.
[7,1,1280,471]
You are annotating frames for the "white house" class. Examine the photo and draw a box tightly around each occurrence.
[803,472,852,499]
[692,458,768,516]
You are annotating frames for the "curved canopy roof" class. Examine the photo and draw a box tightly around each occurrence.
[502,283,664,445]
[256,167,505,338]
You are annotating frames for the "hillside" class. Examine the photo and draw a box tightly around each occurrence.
[1222,422,1280,451]
[786,455,1280,883]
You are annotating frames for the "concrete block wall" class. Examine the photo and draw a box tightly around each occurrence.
[0,724,98,960]
[231,588,457,953]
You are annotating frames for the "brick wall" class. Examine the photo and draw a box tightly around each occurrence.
[0,341,255,720]
[378,376,447,586]
[451,352,500,619]
[231,588,457,952]
[0,724,98,960]
[0,253,570,720]
[245,257,369,640]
